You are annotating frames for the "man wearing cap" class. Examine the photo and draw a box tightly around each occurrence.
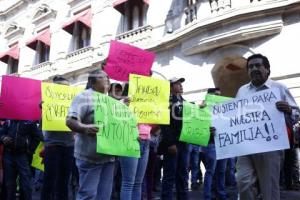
[159,77,190,200]
[41,75,75,200]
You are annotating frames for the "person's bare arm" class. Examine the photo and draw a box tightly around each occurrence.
[66,117,99,137]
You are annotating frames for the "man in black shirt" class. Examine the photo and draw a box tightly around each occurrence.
[159,77,189,200]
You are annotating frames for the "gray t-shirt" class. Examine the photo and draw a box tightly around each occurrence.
[43,131,74,147]
[67,88,115,164]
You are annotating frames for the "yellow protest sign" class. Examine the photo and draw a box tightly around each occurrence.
[31,142,44,171]
[129,74,170,124]
[42,82,82,131]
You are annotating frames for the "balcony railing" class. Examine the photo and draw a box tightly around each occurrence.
[210,0,231,13]
[116,25,153,47]
[184,4,198,24]
[64,46,94,73]
[21,61,53,80]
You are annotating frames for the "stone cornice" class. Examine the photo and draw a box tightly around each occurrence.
[4,22,24,40]
[32,4,57,26]
[0,0,26,21]
[147,0,300,54]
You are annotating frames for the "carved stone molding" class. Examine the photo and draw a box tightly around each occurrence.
[4,22,24,41]
[0,0,26,21]
[32,4,57,26]
[181,15,283,55]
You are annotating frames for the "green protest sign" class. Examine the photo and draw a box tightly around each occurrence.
[31,142,44,171]
[94,92,140,158]
[180,102,211,146]
[205,94,231,106]
[180,95,231,146]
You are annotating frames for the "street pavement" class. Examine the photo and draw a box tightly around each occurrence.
[32,185,300,200]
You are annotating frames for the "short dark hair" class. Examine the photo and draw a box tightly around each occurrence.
[207,87,220,94]
[109,83,122,93]
[86,69,108,88]
[52,75,68,83]
[122,83,129,97]
[247,54,270,70]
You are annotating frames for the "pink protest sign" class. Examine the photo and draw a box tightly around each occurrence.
[0,76,41,120]
[104,40,155,81]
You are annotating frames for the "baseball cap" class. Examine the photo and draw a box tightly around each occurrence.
[169,77,185,84]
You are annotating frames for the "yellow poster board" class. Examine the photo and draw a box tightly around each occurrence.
[42,82,82,131]
[129,74,170,124]
[31,142,44,171]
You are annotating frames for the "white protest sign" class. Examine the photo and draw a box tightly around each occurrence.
[211,88,290,160]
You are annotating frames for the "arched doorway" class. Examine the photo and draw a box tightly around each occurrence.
[207,44,255,97]
[211,56,249,97]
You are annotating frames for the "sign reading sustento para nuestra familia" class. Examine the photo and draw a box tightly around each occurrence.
[211,89,289,160]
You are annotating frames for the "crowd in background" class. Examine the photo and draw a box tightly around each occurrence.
[0,54,299,200]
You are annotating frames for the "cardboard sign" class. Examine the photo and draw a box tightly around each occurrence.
[104,40,155,81]
[94,92,140,158]
[211,89,289,160]
[129,74,170,124]
[42,83,82,131]
[0,76,41,120]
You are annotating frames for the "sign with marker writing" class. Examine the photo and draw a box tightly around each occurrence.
[104,40,155,81]
[42,83,82,131]
[129,74,170,124]
[0,76,41,120]
[205,94,232,106]
[211,89,289,160]
[94,92,140,158]
[180,102,210,146]
[179,95,231,146]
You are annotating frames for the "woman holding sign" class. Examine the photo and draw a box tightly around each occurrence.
[119,124,152,200]
[118,83,152,200]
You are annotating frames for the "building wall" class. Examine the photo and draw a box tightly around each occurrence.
[0,0,299,103]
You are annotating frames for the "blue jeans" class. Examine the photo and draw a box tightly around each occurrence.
[120,140,150,200]
[161,142,190,200]
[76,159,115,200]
[189,144,201,184]
[41,145,74,200]
[4,152,33,200]
[215,159,228,200]
[226,157,237,187]
[202,144,217,200]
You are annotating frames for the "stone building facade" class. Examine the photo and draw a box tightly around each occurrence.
[0,0,300,103]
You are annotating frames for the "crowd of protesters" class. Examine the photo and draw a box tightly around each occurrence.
[0,53,299,200]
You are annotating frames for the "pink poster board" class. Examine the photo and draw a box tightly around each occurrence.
[104,40,155,81]
[0,76,41,120]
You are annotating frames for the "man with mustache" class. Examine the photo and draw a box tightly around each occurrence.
[235,54,298,200]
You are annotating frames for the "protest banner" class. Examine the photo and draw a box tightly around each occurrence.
[180,95,231,146]
[211,88,290,160]
[205,94,232,106]
[0,76,41,120]
[128,74,170,124]
[180,102,211,146]
[94,92,140,158]
[42,83,82,131]
[31,142,44,171]
[104,40,155,81]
